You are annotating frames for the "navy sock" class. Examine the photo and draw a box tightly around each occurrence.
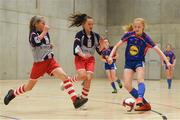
[138,82,145,98]
[129,88,148,104]
[111,82,117,90]
[167,79,172,89]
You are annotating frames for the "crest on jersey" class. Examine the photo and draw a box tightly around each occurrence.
[166,56,170,61]
[129,45,139,56]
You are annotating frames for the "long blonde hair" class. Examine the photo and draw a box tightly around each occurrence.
[122,18,146,32]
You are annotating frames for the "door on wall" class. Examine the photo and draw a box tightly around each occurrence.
[145,44,161,80]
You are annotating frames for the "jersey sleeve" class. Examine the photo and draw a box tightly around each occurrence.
[73,32,82,56]
[29,32,42,47]
[145,34,156,48]
[120,32,131,42]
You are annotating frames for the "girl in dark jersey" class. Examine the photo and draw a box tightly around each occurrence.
[108,18,172,111]
[60,13,103,109]
[100,38,122,93]
[4,16,87,109]
[163,44,176,89]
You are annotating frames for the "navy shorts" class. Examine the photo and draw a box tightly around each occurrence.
[125,61,144,72]
[104,62,117,70]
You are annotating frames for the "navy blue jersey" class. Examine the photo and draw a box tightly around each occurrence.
[73,29,101,56]
[29,30,53,62]
[29,30,50,47]
[121,31,156,61]
[101,46,117,62]
[163,50,176,64]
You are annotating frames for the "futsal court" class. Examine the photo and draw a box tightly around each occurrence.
[1,0,180,120]
[1,79,180,120]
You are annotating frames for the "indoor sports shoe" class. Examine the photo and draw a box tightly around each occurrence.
[135,102,151,111]
[135,97,143,106]
[116,80,123,89]
[73,97,88,109]
[4,89,15,105]
[79,104,88,110]
[60,82,65,91]
[118,82,123,89]
[112,89,117,93]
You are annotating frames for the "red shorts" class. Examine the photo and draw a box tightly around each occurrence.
[74,56,95,73]
[30,58,60,80]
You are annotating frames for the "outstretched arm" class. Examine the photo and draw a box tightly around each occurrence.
[108,40,124,64]
[153,46,172,69]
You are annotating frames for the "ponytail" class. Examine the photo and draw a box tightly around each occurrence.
[68,13,92,28]
[122,24,133,32]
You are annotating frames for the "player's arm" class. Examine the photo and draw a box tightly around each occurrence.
[74,34,91,59]
[112,52,119,60]
[153,46,171,69]
[173,59,176,67]
[100,56,107,63]
[172,53,176,67]
[38,25,49,40]
[108,40,124,64]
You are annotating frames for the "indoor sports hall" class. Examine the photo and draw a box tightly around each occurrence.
[0,0,180,120]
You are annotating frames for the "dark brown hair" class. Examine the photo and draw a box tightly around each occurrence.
[68,13,92,28]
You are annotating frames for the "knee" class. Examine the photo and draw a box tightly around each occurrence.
[79,74,87,80]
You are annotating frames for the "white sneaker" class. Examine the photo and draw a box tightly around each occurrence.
[60,82,65,91]
[79,104,87,110]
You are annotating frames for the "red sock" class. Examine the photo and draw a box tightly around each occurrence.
[13,84,26,96]
[69,76,78,83]
[63,79,77,103]
[82,88,89,99]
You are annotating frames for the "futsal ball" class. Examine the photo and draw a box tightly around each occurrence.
[122,98,135,112]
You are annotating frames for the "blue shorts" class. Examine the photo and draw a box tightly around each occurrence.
[125,61,144,72]
[104,62,117,70]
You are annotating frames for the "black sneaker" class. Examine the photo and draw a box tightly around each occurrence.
[112,89,117,93]
[4,89,15,105]
[116,80,123,89]
[73,97,88,109]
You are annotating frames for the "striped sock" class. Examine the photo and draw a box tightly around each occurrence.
[82,88,89,99]
[63,79,77,103]
[13,84,26,96]
[70,76,78,83]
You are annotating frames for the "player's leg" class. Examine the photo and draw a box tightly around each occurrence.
[69,56,87,83]
[52,67,88,109]
[170,69,173,88]
[4,79,38,105]
[166,69,171,89]
[123,69,134,92]
[60,57,87,90]
[135,67,151,111]
[4,62,45,105]
[106,70,117,93]
[135,67,145,105]
[111,69,122,89]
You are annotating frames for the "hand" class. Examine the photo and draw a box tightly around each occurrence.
[43,24,50,32]
[107,57,113,64]
[50,43,54,49]
[166,62,172,71]
[82,53,92,59]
